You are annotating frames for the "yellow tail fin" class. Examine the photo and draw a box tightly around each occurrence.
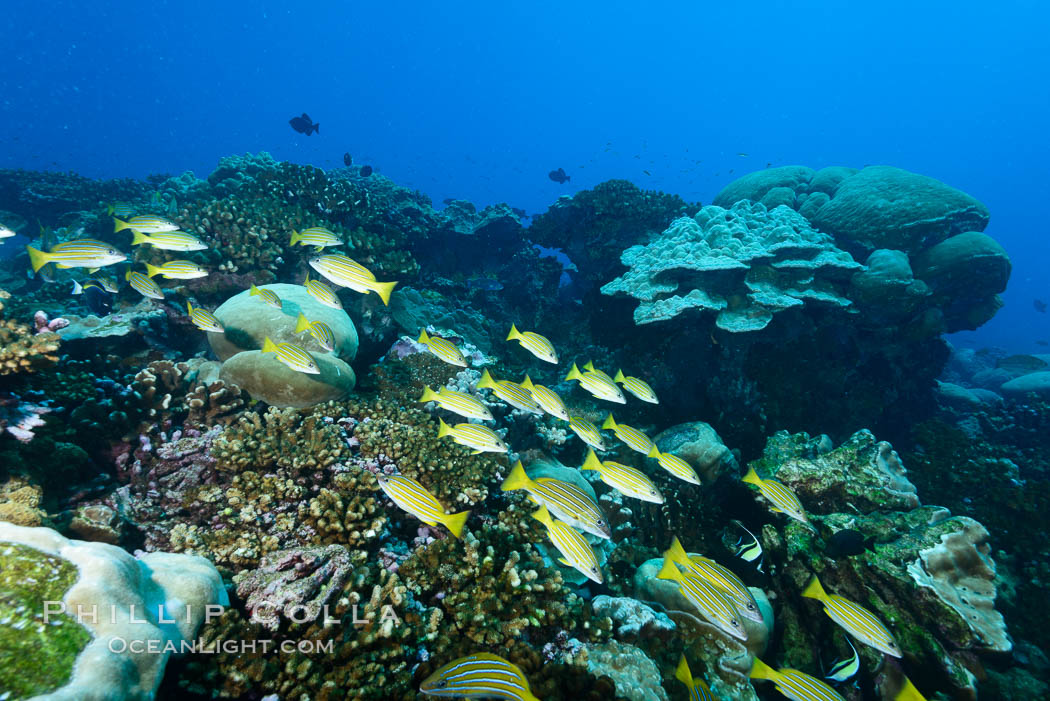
[647,445,661,459]
[262,336,278,354]
[113,217,130,233]
[802,575,827,602]
[531,504,553,528]
[130,230,150,246]
[501,460,533,492]
[419,386,439,403]
[25,245,49,273]
[601,414,617,430]
[656,553,681,581]
[295,313,311,334]
[666,536,691,566]
[124,269,133,281]
[250,283,262,296]
[520,375,534,391]
[614,369,626,384]
[418,329,430,344]
[443,510,469,539]
[437,417,453,438]
[583,360,596,372]
[145,263,162,278]
[369,280,397,305]
[895,677,928,701]
[741,467,762,486]
[674,654,693,687]
[186,301,194,315]
[477,369,498,390]
[290,230,301,246]
[565,363,582,381]
[581,449,603,472]
[506,323,521,341]
[749,657,780,682]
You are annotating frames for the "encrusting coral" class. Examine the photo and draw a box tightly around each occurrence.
[0,289,60,375]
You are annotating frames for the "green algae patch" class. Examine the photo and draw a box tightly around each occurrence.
[0,542,91,698]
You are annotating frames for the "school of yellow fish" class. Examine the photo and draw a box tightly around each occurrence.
[22,210,929,701]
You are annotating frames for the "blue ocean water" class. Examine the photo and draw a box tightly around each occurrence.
[3,1,1047,350]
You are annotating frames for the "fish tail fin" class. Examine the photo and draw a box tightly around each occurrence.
[749,657,780,682]
[501,460,533,492]
[313,123,320,134]
[295,313,311,334]
[71,280,83,295]
[106,204,115,215]
[520,375,534,391]
[647,445,661,459]
[802,575,827,602]
[656,553,680,581]
[614,369,626,384]
[290,230,301,246]
[601,413,617,430]
[25,245,49,273]
[675,654,693,687]
[477,369,497,390]
[530,504,553,527]
[262,336,278,354]
[666,536,691,566]
[113,217,129,233]
[443,510,469,539]
[581,449,602,472]
[130,230,148,245]
[895,677,927,701]
[506,323,521,341]
[249,283,261,296]
[417,328,430,344]
[124,269,133,281]
[436,417,453,438]
[583,360,596,372]
[186,301,194,314]
[741,467,762,486]
[565,363,582,381]
[145,263,161,278]
[370,280,397,305]
[419,386,439,403]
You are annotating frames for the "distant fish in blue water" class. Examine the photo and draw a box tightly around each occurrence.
[548,167,570,184]
[343,152,352,166]
[1034,299,1046,313]
[289,113,319,135]
[360,165,373,177]
[511,207,527,219]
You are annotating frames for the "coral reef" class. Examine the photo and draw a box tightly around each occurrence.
[0,289,61,375]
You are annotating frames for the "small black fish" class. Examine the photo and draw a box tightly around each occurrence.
[824,529,873,558]
[72,280,112,315]
[360,165,373,177]
[1037,340,1049,347]
[548,167,570,184]
[289,113,319,136]
[643,170,651,176]
[1034,299,1047,313]
[343,152,353,166]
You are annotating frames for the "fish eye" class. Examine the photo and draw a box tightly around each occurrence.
[436,680,448,688]
[597,519,606,526]
[731,619,739,626]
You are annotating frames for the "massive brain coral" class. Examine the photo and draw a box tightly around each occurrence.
[600,200,862,331]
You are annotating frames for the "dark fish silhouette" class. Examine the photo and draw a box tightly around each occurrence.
[360,165,373,177]
[1034,299,1047,313]
[343,152,353,166]
[824,529,872,558]
[1037,340,1049,347]
[289,113,319,136]
[548,167,570,184]
[511,207,527,218]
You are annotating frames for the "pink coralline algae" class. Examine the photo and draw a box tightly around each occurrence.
[0,393,51,442]
[33,310,69,334]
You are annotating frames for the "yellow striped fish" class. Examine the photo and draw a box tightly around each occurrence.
[749,658,845,701]
[501,461,610,539]
[802,575,902,657]
[26,239,126,272]
[436,417,507,454]
[106,203,135,218]
[96,275,120,293]
[186,301,224,333]
[581,449,663,503]
[647,446,701,485]
[113,215,179,234]
[582,361,616,383]
[519,376,569,420]
[290,226,342,250]
[741,467,811,526]
[657,552,747,641]
[601,414,654,455]
[145,260,208,279]
[531,505,602,583]
[614,369,659,403]
[565,362,625,404]
[249,283,282,309]
[417,329,467,367]
[308,253,397,305]
[418,386,493,421]
[125,270,164,299]
[303,274,343,309]
[377,473,469,538]
[477,370,543,415]
[506,324,558,364]
[420,652,540,700]
[666,537,763,622]
[261,336,319,374]
[568,416,607,451]
[128,229,207,251]
[294,313,335,352]
[676,655,718,701]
